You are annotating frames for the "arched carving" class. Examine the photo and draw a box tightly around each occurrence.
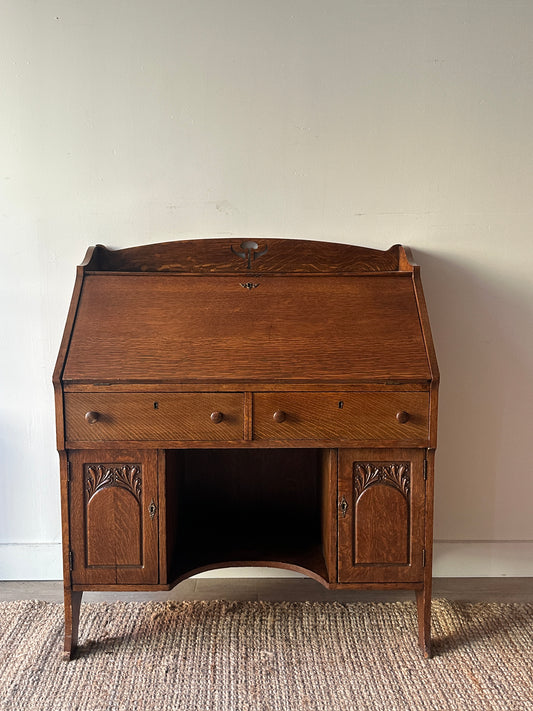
[85,464,142,503]
[353,462,410,501]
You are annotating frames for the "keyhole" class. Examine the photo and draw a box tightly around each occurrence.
[338,401,344,409]
[153,402,159,409]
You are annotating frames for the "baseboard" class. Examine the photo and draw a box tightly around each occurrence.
[197,541,533,578]
[432,541,533,577]
[1,541,533,581]
[0,544,63,581]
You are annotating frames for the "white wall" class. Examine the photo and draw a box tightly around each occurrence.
[1,1,532,579]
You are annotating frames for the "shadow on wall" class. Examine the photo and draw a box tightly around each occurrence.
[414,248,533,541]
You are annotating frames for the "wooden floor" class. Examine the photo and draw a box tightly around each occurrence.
[1,578,532,603]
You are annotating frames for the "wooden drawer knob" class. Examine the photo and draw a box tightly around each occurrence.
[396,410,410,424]
[85,411,99,425]
[273,410,286,423]
[210,411,224,424]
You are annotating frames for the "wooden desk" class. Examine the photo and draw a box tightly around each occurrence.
[54,238,439,658]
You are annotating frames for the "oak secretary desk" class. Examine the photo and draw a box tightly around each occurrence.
[54,238,439,659]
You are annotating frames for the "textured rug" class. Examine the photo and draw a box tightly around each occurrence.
[0,599,532,711]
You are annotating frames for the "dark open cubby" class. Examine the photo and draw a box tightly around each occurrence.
[164,448,331,583]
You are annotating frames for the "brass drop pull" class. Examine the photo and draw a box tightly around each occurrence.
[396,411,410,424]
[273,410,286,423]
[340,496,348,518]
[210,411,224,424]
[149,499,157,520]
[85,411,99,425]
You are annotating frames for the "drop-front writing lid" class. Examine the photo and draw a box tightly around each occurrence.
[62,272,431,383]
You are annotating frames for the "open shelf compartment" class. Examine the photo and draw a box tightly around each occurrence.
[163,448,335,585]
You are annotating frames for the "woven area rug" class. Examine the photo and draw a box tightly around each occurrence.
[0,600,532,711]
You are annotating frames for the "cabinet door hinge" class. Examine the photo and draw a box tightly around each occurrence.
[422,549,426,567]
[69,550,74,571]
[423,458,428,481]
[66,460,71,483]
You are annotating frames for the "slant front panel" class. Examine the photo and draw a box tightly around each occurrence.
[63,274,431,383]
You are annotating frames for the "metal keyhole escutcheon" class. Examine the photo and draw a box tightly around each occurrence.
[340,496,348,518]
[149,500,157,520]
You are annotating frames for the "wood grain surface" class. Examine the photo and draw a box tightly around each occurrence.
[65,393,244,441]
[253,392,429,443]
[63,274,430,383]
[337,448,426,584]
[56,238,439,659]
[84,238,401,273]
[68,450,159,586]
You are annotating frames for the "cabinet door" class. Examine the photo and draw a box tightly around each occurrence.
[338,448,425,583]
[69,450,159,585]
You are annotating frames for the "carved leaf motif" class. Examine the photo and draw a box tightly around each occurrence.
[381,463,410,497]
[85,464,142,503]
[353,462,410,501]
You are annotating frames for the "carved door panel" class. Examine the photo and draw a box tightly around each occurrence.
[69,450,159,585]
[338,448,425,583]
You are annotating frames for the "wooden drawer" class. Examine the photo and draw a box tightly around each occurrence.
[64,393,244,442]
[253,392,429,443]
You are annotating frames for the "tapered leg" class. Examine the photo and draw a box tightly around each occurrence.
[63,589,82,660]
[415,583,432,658]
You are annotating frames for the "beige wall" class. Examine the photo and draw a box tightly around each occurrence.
[1,1,532,578]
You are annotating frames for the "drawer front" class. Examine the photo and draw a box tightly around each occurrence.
[65,393,244,442]
[253,392,429,443]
